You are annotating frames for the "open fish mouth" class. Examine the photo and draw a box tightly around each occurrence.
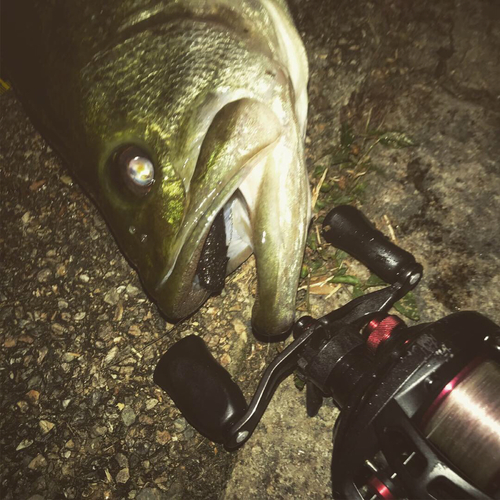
[188,152,266,296]
[195,189,252,295]
[158,159,309,339]
[149,96,311,338]
[153,152,267,316]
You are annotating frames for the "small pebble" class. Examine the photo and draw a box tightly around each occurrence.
[128,325,141,337]
[145,399,158,410]
[26,389,40,404]
[220,353,231,367]
[51,323,66,335]
[122,406,136,426]
[4,336,17,348]
[232,318,247,337]
[56,264,67,277]
[113,302,124,322]
[92,425,107,437]
[60,175,73,186]
[126,284,141,296]
[28,454,47,470]
[16,439,33,451]
[173,418,187,432]
[104,346,119,365]
[156,430,171,445]
[39,420,55,435]
[37,268,52,283]
[115,453,129,468]
[62,352,80,362]
[116,468,130,484]
[61,312,72,322]
[17,400,29,412]
[139,415,154,425]
[58,300,69,310]
[104,288,121,306]
[37,347,48,364]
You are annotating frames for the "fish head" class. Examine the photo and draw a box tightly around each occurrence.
[73,10,309,337]
[88,97,282,322]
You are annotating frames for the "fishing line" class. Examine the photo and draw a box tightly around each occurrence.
[424,359,500,491]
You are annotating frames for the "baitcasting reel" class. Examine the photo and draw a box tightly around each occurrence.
[154,205,500,499]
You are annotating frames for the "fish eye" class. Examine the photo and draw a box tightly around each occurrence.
[114,146,155,196]
[127,156,154,187]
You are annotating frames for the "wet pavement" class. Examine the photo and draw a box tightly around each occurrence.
[1,0,500,499]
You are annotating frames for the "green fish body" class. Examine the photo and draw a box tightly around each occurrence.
[3,0,310,337]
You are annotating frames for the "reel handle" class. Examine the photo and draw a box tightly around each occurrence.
[153,335,247,444]
[322,205,420,286]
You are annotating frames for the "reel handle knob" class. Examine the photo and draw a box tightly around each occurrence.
[153,335,247,444]
[322,205,420,286]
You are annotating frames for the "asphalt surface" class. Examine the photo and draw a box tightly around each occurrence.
[2,0,500,499]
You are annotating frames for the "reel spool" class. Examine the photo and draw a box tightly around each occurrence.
[422,359,500,493]
[153,205,500,499]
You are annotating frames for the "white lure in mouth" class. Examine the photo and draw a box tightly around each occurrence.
[222,155,268,276]
[223,190,253,275]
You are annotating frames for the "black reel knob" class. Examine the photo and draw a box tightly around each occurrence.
[322,205,421,286]
[153,335,247,444]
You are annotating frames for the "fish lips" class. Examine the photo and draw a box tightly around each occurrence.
[150,147,269,321]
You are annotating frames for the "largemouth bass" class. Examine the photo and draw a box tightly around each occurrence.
[2,0,310,338]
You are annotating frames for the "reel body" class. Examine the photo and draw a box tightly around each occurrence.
[153,206,500,499]
[325,311,500,499]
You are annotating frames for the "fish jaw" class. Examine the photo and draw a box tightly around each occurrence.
[151,98,283,319]
[152,94,310,337]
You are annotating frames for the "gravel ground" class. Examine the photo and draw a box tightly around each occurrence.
[1,0,500,499]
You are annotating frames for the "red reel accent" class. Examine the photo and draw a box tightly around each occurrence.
[365,315,404,355]
[367,475,395,500]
